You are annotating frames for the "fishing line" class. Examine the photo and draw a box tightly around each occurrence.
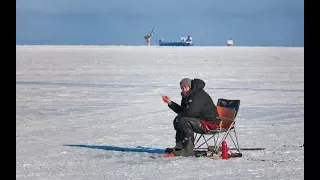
[145,76,165,98]
[156,88,163,96]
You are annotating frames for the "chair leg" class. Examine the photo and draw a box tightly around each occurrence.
[216,131,241,154]
[213,130,221,151]
[232,129,241,153]
[214,130,230,153]
[194,134,202,147]
[194,130,241,156]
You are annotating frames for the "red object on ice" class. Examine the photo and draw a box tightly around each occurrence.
[222,140,228,160]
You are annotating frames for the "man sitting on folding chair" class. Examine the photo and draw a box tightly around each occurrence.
[162,78,219,156]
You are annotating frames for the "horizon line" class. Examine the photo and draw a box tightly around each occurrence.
[16,44,304,48]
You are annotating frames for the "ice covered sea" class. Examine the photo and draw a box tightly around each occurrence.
[16,45,304,180]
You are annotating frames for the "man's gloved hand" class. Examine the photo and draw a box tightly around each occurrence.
[162,95,171,104]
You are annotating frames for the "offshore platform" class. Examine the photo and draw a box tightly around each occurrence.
[144,28,155,46]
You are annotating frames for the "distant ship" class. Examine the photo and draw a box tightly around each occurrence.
[158,35,193,46]
[227,39,234,46]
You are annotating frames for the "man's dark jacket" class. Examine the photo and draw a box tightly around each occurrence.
[168,78,218,124]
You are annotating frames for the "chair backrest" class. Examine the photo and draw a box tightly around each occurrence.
[217,98,241,118]
[216,98,241,129]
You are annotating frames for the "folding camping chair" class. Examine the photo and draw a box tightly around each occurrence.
[194,98,241,155]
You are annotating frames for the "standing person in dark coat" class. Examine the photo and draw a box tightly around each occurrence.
[162,78,219,156]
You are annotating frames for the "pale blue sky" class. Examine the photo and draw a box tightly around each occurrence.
[16,0,304,46]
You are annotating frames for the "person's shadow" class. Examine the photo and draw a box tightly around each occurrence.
[63,144,166,154]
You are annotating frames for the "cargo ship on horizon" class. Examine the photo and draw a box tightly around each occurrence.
[158,35,193,46]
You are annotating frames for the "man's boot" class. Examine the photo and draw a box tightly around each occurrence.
[181,137,195,157]
[165,131,183,154]
[166,141,183,155]
[172,147,182,156]
[175,141,182,150]
[172,131,183,152]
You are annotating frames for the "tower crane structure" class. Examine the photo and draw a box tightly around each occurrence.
[144,28,155,46]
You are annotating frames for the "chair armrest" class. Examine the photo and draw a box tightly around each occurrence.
[216,117,234,129]
[216,117,233,121]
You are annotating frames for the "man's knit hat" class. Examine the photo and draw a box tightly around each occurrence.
[180,78,192,89]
